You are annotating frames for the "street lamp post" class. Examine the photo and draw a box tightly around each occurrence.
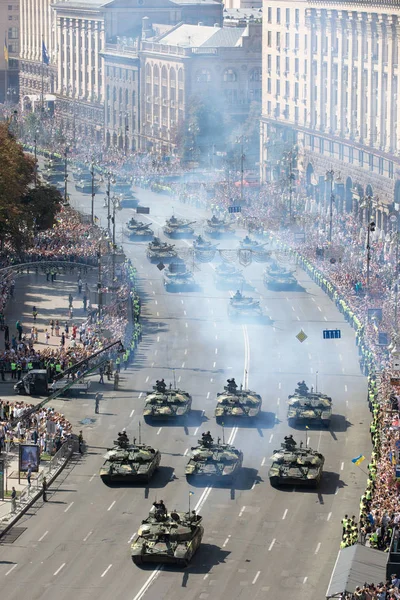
[33,137,38,187]
[97,242,103,318]
[281,150,296,222]
[325,169,335,243]
[106,172,115,235]
[111,195,121,285]
[90,162,96,225]
[236,136,248,205]
[363,194,376,295]
[64,147,68,204]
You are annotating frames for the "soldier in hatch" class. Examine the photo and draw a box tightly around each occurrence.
[156,379,167,393]
[201,431,213,446]
[284,435,297,449]
[233,290,242,301]
[226,378,238,393]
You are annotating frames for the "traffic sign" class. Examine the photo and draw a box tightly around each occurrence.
[157,262,165,271]
[136,206,150,214]
[228,206,241,214]
[296,330,308,343]
[323,329,341,339]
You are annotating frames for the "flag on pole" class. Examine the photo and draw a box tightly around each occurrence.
[305,425,309,430]
[42,40,50,65]
[4,36,8,63]
[189,491,194,496]
[351,454,366,466]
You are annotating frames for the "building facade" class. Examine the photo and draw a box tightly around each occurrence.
[261,0,400,226]
[139,20,262,154]
[0,0,20,104]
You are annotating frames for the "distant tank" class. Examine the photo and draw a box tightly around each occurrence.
[143,379,192,421]
[239,236,267,251]
[185,432,243,482]
[163,262,195,290]
[131,503,203,566]
[268,436,325,487]
[99,432,161,483]
[205,215,233,237]
[264,262,297,291]
[215,378,262,422]
[193,235,218,252]
[287,381,332,427]
[146,237,177,262]
[215,263,245,288]
[228,290,262,318]
[126,218,153,237]
[163,215,195,238]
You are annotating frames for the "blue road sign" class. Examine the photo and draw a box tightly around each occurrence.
[323,329,341,339]
[228,206,241,214]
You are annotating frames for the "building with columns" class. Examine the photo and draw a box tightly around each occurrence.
[0,0,20,104]
[261,0,400,227]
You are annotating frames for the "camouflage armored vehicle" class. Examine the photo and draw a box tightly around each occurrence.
[163,215,195,238]
[193,235,218,252]
[264,262,297,291]
[143,379,192,421]
[228,290,262,318]
[185,432,243,483]
[146,237,177,262]
[268,436,325,487]
[100,432,161,483]
[163,262,195,291]
[131,502,203,566]
[239,235,267,251]
[215,263,245,289]
[215,378,262,423]
[287,381,332,427]
[126,218,154,237]
[205,215,233,237]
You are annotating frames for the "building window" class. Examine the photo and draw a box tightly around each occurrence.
[267,55,271,70]
[8,5,12,9]
[276,8,281,23]
[295,9,299,25]
[267,78,271,93]
[197,69,211,83]
[249,67,261,82]
[8,27,18,39]
[276,32,281,47]
[267,101,271,115]
[223,68,237,82]
[267,7,272,23]
[285,8,290,25]
[267,31,271,47]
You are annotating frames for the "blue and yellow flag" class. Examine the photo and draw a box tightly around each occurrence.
[189,491,194,496]
[4,36,8,63]
[352,454,366,466]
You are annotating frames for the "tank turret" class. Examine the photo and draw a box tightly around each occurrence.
[99,434,161,483]
[143,381,192,421]
[268,439,325,487]
[185,433,243,482]
[215,379,262,422]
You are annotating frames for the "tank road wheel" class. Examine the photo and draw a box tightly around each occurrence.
[269,476,279,488]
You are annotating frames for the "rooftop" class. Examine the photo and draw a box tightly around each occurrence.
[157,23,246,47]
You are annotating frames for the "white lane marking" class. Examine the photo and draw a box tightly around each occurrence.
[5,564,17,576]
[178,376,181,383]
[181,362,185,368]
[183,310,186,316]
[156,312,159,317]
[157,336,160,342]
[341,462,344,471]
[222,535,231,548]
[308,353,312,360]
[303,576,308,584]
[310,367,313,374]
[277,398,280,406]
[181,299,184,304]
[83,531,92,542]
[339,354,343,362]
[185,322,188,328]
[193,427,199,436]
[296,316,300,321]
[327,512,332,521]
[251,480,257,490]
[130,409,135,418]
[184,349,187,355]
[312,298,315,302]
[64,502,74,513]
[213,322,217,328]
[157,427,162,435]
[213,362,216,368]
[261,457,266,466]
[317,306,322,312]
[149,281,152,286]
[315,542,321,554]
[344,385,348,392]
[107,500,116,511]
[252,571,261,585]
[215,348,218,355]
[291,306,295,311]
[227,426,238,445]
[89,473,96,482]
[154,350,158,356]
[203,574,209,580]
[132,567,163,600]
[194,486,212,513]
[324,316,328,321]
[268,539,276,551]
[215,335,218,340]
[145,376,149,383]
[269,434,273,443]
[54,563,66,576]
[282,509,288,520]
[101,564,112,578]
[238,506,246,517]
[278,382,281,389]
[335,486,339,495]
[139,392,143,399]
[207,392,210,399]
[184,448,188,456]
[155,300,158,305]
[210,378,213,383]
[38,531,48,542]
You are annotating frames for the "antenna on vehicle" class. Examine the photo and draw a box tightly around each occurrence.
[315,370,318,393]
[173,368,176,388]
[221,422,225,444]
[138,420,142,445]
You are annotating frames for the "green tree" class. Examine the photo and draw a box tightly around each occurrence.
[20,185,62,231]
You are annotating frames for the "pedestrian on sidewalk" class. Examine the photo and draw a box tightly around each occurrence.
[16,320,22,341]
[65,322,69,338]
[45,329,50,344]
[95,392,101,414]
[16,362,22,381]
[50,319,54,335]
[55,320,60,336]
[4,324,9,344]
[99,366,104,384]
[68,293,73,309]
[69,307,73,320]
[27,464,32,488]
[42,477,48,502]
[60,333,66,348]
[78,278,83,294]
[78,431,84,455]
[83,294,87,312]
[32,306,38,321]
[11,487,17,513]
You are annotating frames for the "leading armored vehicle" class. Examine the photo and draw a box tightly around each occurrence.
[163,262,195,291]
[163,215,195,238]
[228,290,262,318]
[143,379,192,421]
[131,502,203,566]
[287,381,332,427]
[193,235,218,252]
[185,432,243,483]
[215,378,262,423]
[205,215,233,238]
[239,235,267,251]
[99,432,161,483]
[268,436,325,487]
[146,237,178,262]
[264,262,297,291]
[215,263,245,289]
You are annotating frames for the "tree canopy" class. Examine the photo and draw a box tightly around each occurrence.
[0,122,61,251]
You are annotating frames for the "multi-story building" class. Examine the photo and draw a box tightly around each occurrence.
[139,20,262,154]
[0,0,19,104]
[261,0,400,227]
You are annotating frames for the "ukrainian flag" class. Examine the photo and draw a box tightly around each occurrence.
[352,454,366,466]
[4,36,8,63]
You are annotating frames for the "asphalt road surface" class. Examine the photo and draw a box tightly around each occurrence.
[0,169,371,600]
